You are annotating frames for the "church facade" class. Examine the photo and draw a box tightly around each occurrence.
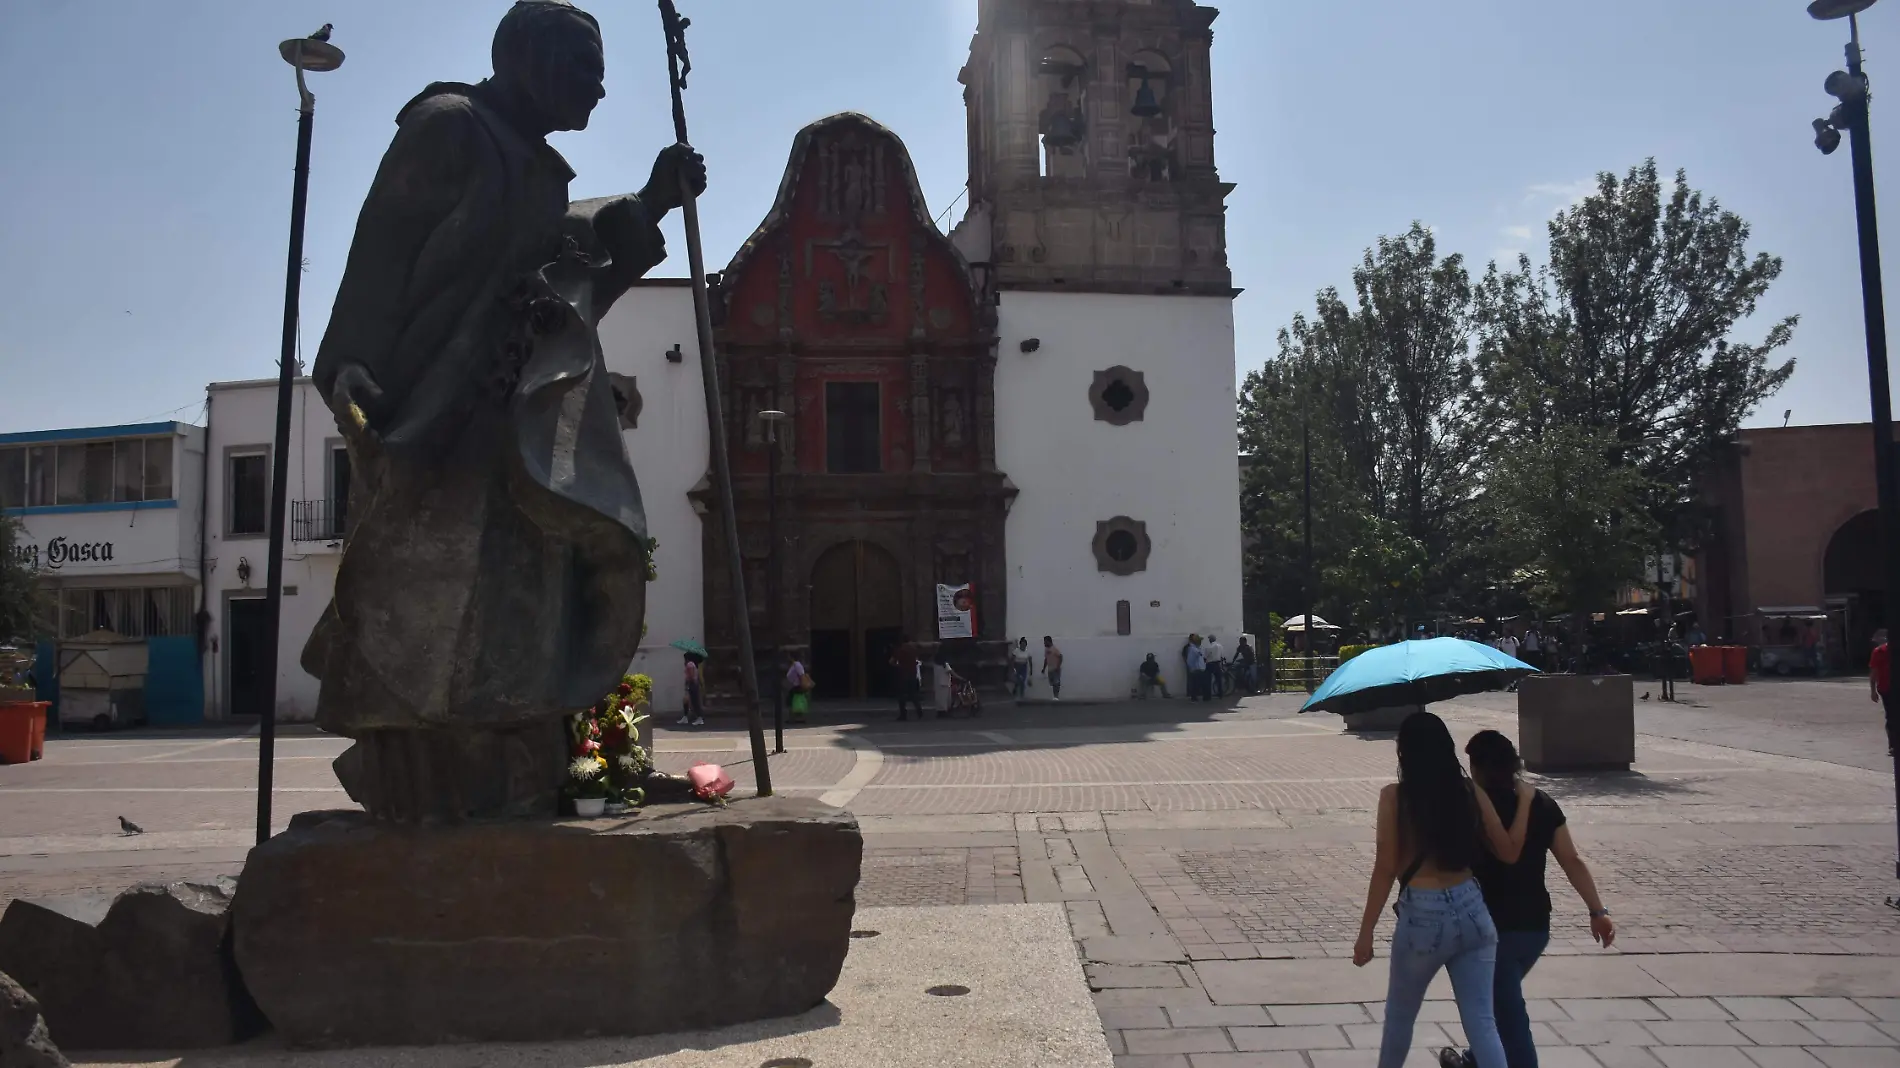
[603,0,1243,705]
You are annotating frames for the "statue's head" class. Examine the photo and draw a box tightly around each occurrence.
[492,0,604,134]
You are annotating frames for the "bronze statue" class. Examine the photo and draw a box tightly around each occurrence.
[304,0,705,821]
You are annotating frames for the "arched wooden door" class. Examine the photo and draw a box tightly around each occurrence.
[808,540,904,699]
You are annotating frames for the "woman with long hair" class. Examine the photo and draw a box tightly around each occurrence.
[1353,712,1533,1068]
[1452,729,1615,1068]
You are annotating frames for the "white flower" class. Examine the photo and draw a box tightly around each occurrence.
[568,756,603,780]
[616,753,643,770]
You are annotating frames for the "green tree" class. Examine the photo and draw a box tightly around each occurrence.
[1487,425,1657,618]
[1240,224,1483,631]
[0,513,49,645]
[1474,160,1796,551]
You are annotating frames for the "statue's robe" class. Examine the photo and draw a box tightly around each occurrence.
[304,79,661,778]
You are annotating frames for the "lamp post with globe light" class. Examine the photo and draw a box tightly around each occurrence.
[257,26,343,847]
[1806,0,1900,888]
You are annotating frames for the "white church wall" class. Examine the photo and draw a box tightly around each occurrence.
[994,291,1244,701]
[598,282,706,714]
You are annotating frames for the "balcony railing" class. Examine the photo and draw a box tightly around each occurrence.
[290,499,347,542]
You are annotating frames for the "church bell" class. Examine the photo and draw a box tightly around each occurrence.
[1129,71,1162,118]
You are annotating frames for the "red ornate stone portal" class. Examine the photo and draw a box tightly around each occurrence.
[699,114,1015,698]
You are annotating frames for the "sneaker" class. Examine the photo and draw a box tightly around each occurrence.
[1437,1048,1472,1068]
[676,714,691,726]
[690,717,705,727]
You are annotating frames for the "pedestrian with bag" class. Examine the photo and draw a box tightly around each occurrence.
[1353,712,1533,1068]
[785,651,813,724]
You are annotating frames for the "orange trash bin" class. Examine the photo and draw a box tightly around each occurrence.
[1721,645,1748,685]
[0,701,47,764]
[1688,646,1726,685]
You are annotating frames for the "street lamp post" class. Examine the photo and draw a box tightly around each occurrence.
[1302,413,1315,694]
[257,27,342,848]
[1808,0,1900,884]
[759,409,787,754]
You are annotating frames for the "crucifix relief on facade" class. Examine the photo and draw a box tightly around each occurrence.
[807,227,893,325]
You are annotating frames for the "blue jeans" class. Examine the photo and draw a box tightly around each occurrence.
[1380,879,1508,1068]
[1490,929,1549,1068]
[1012,662,1029,698]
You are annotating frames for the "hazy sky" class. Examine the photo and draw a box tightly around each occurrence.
[0,0,1890,433]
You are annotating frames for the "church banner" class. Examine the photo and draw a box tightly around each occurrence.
[936,583,976,639]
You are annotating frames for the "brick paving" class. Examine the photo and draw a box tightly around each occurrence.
[3,681,1897,1068]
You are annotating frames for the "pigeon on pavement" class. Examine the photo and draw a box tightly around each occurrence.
[118,816,144,835]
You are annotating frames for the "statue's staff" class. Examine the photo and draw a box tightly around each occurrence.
[657,0,772,796]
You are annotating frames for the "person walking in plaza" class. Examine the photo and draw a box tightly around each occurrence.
[1138,653,1171,699]
[1042,635,1064,700]
[1185,634,1209,701]
[1520,628,1541,670]
[1872,629,1895,756]
[1353,712,1533,1068]
[1010,637,1034,698]
[1205,633,1227,697]
[891,637,924,722]
[678,653,705,727]
[1447,730,1615,1068]
[785,650,812,725]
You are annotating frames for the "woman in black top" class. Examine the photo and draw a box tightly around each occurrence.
[1451,731,1616,1068]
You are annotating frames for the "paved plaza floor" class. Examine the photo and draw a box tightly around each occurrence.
[2,675,1896,1067]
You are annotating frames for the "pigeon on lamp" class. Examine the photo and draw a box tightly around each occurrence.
[310,23,333,42]
[118,816,144,835]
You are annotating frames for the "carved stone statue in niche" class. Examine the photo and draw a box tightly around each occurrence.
[1128,117,1176,182]
[868,284,888,323]
[818,137,887,220]
[940,389,965,449]
[744,392,768,447]
[817,281,837,321]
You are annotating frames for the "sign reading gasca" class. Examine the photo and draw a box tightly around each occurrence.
[9,537,115,570]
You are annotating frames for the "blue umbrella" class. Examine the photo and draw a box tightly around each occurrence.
[1300,637,1535,715]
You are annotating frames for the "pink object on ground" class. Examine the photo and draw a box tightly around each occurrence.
[687,762,734,799]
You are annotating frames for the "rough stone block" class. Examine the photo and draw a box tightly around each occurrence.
[231,796,862,1047]
[0,969,67,1068]
[1517,673,1635,771]
[0,879,260,1050]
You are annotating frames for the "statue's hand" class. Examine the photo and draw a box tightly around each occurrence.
[332,362,386,442]
[638,142,706,215]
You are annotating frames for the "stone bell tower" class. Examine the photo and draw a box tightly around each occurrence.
[954,0,1233,295]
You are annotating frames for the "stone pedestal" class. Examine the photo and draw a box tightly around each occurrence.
[230,797,862,1048]
[1517,673,1635,771]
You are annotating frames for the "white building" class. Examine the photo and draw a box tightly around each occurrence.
[197,377,343,723]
